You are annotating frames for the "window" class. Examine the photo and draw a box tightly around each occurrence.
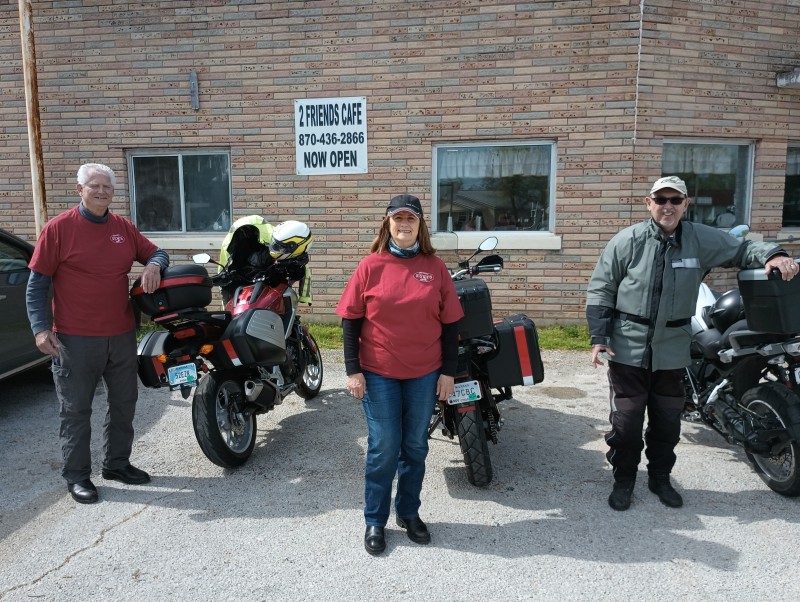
[662,141,753,229]
[433,142,555,233]
[782,147,800,228]
[128,151,232,233]
[0,238,29,273]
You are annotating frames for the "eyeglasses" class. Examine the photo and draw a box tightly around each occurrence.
[651,195,685,206]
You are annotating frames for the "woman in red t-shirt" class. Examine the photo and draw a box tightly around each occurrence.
[336,194,464,556]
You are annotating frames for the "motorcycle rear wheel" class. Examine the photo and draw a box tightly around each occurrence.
[295,328,323,399]
[741,383,800,497]
[454,406,493,487]
[192,373,257,468]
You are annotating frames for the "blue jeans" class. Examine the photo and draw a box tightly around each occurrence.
[361,369,439,527]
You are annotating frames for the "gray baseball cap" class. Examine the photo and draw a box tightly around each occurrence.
[650,176,688,196]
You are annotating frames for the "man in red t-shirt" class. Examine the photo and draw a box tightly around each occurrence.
[26,163,169,504]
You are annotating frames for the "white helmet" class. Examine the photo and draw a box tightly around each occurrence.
[269,220,313,260]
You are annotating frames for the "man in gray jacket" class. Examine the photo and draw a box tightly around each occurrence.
[586,175,798,511]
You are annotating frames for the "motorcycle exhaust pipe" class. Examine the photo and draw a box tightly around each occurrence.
[244,379,279,409]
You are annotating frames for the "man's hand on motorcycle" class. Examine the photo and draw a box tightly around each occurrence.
[591,344,614,367]
[140,263,163,293]
[764,256,799,282]
[436,374,455,400]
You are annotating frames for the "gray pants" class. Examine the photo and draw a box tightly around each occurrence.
[52,331,139,483]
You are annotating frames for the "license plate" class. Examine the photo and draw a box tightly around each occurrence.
[447,380,482,405]
[168,362,198,388]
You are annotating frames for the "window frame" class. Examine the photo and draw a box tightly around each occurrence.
[661,139,755,230]
[781,145,800,230]
[431,141,560,250]
[127,149,233,235]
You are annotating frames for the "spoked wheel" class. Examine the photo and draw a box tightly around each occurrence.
[295,327,323,399]
[192,373,257,468]
[454,406,493,487]
[741,383,800,496]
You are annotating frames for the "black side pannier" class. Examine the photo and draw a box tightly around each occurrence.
[454,278,494,339]
[486,314,544,387]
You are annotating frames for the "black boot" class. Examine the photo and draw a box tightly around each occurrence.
[364,526,386,555]
[608,480,635,511]
[648,474,683,508]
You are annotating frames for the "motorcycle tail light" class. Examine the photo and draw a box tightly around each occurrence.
[200,344,214,354]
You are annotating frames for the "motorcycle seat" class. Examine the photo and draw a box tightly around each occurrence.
[694,327,726,361]
[725,318,795,351]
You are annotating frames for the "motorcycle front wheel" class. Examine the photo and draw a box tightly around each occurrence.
[741,383,800,496]
[454,405,493,487]
[295,327,323,399]
[192,373,257,468]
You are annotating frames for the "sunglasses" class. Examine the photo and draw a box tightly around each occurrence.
[651,195,685,206]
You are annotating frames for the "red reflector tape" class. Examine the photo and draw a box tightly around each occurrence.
[513,325,535,385]
[222,339,241,366]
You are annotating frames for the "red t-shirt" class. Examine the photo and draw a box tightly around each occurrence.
[336,252,464,379]
[29,207,158,336]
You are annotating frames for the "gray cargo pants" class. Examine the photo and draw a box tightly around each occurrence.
[51,331,139,484]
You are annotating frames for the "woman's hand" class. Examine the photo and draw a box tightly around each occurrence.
[347,373,366,400]
[436,374,455,401]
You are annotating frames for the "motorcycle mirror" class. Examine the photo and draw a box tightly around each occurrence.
[463,236,499,264]
[193,253,212,264]
[478,237,498,252]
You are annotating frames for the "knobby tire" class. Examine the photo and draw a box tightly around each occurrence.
[455,406,493,487]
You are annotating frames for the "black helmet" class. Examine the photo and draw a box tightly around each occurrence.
[710,288,745,333]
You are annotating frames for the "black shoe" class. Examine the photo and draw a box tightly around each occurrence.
[608,480,634,511]
[68,479,98,504]
[364,526,386,555]
[102,464,151,485]
[648,475,683,508]
[396,516,431,544]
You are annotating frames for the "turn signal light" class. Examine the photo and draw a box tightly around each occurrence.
[200,344,214,355]
[156,354,168,363]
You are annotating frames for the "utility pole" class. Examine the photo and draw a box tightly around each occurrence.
[18,0,48,236]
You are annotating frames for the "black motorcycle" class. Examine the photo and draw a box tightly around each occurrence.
[430,237,544,487]
[684,266,800,496]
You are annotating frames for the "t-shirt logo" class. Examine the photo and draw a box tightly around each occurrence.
[414,271,433,283]
[110,234,125,244]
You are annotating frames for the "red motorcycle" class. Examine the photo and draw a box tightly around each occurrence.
[132,250,323,468]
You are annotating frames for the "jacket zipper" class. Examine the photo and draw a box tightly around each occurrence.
[644,238,670,369]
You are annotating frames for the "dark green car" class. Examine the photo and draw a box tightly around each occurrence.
[0,228,49,381]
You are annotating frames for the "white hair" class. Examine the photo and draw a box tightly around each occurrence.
[77,163,116,187]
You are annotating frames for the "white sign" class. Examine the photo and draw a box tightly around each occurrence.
[294,96,368,175]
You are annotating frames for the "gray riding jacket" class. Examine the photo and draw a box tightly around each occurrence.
[586,219,783,371]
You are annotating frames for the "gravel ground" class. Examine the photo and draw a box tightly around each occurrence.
[1,349,799,602]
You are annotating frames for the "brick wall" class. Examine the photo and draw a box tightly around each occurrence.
[1,1,799,324]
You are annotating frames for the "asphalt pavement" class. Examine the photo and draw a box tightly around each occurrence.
[1,350,798,602]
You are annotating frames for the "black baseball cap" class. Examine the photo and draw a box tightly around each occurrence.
[386,194,423,217]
